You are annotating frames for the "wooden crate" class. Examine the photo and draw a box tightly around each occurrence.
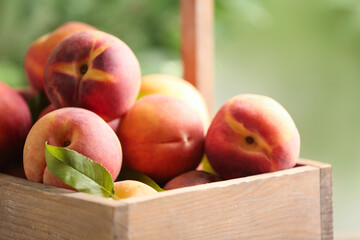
[0,159,332,240]
[0,0,333,239]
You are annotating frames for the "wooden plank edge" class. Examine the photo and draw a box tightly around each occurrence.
[124,163,318,204]
[298,159,334,240]
[0,173,128,240]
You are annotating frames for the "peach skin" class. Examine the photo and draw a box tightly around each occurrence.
[163,170,221,190]
[0,82,32,169]
[116,94,205,185]
[205,94,300,179]
[140,74,210,131]
[23,107,122,190]
[114,180,157,199]
[24,21,96,91]
[44,30,141,121]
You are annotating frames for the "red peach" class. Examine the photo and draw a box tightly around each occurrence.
[205,94,300,179]
[44,30,141,121]
[38,104,120,131]
[163,170,221,190]
[0,82,32,169]
[23,107,122,190]
[116,95,205,184]
[24,21,96,91]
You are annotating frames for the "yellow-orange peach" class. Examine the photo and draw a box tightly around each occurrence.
[116,94,205,184]
[205,94,300,179]
[163,170,221,190]
[0,82,32,170]
[24,21,96,91]
[23,107,122,190]
[140,74,210,131]
[44,30,141,121]
[114,180,157,199]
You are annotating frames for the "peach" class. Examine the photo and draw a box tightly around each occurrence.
[23,107,122,190]
[0,82,32,170]
[116,94,205,184]
[38,104,120,131]
[205,94,300,179]
[140,74,210,131]
[163,170,221,190]
[114,180,157,199]
[44,30,141,121]
[24,21,96,91]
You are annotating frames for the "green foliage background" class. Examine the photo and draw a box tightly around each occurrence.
[1,0,360,234]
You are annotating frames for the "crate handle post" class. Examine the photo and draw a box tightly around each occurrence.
[180,0,214,113]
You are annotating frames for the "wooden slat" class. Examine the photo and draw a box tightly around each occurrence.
[1,161,332,240]
[298,159,333,240]
[120,165,322,240]
[0,173,126,240]
[180,0,214,113]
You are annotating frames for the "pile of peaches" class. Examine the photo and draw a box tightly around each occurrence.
[0,22,300,199]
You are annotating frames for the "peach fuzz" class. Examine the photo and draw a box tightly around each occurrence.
[24,21,96,91]
[140,74,210,131]
[23,107,122,190]
[38,104,120,131]
[44,30,141,121]
[0,82,32,169]
[116,94,205,184]
[163,170,221,190]
[205,94,300,179]
[114,180,157,199]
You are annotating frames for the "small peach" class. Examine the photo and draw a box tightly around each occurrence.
[114,180,157,199]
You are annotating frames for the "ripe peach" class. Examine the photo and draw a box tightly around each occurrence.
[114,180,157,199]
[163,170,221,190]
[23,107,122,190]
[205,94,300,179]
[24,21,96,91]
[38,104,120,131]
[0,82,32,169]
[44,30,141,121]
[140,74,210,131]
[116,94,205,184]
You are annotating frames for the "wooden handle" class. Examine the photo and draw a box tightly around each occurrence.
[180,0,214,113]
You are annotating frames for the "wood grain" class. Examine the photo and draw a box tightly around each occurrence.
[119,165,322,240]
[180,0,214,113]
[0,173,125,240]
[298,159,333,240]
[1,161,332,240]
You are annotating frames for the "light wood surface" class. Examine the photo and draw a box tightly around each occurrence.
[298,159,333,239]
[0,161,332,240]
[0,173,123,240]
[121,165,322,240]
[180,0,214,113]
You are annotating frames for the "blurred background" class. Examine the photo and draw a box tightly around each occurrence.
[1,0,359,236]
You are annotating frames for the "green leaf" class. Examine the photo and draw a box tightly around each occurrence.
[201,155,219,176]
[117,168,164,192]
[45,142,119,199]
[136,92,148,100]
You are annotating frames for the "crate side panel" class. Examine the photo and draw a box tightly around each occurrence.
[0,174,119,240]
[298,159,333,239]
[125,166,321,240]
